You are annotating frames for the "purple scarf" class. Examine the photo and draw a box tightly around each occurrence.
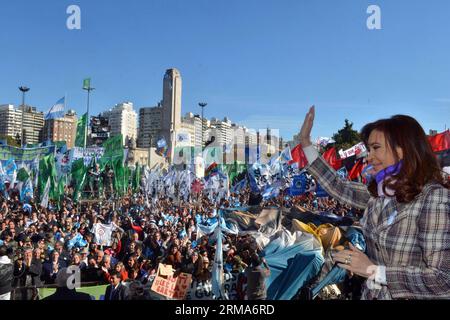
[375,161,403,197]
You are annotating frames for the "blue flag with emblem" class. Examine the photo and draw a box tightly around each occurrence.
[289,174,306,196]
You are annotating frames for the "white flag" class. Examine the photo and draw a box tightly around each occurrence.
[40,178,51,208]
[93,223,113,246]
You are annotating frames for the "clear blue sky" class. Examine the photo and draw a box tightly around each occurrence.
[1,0,449,141]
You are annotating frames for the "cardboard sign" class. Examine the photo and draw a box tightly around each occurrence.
[150,264,192,300]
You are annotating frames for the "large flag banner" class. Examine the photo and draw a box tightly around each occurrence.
[93,223,113,246]
[44,97,65,120]
[75,113,87,147]
[0,145,55,162]
[71,147,105,166]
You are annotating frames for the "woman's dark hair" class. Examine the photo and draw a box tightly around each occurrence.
[361,115,446,203]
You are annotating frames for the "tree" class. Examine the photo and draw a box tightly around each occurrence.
[332,119,361,152]
[0,135,21,147]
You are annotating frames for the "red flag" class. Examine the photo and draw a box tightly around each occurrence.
[289,144,308,168]
[191,179,204,194]
[428,130,450,153]
[348,159,364,180]
[322,147,342,170]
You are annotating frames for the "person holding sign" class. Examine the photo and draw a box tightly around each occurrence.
[299,106,450,299]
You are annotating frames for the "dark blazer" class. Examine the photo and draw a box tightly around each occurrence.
[42,260,66,284]
[13,259,43,288]
[104,282,129,300]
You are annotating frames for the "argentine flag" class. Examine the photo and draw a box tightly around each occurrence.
[44,97,65,120]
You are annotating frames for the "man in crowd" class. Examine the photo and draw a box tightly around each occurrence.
[245,253,271,300]
[104,270,129,300]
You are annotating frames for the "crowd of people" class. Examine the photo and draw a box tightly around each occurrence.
[0,173,358,300]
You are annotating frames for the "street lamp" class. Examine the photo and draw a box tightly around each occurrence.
[198,102,207,150]
[19,86,30,148]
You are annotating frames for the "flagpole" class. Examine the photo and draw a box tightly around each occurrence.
[83,79,95,149]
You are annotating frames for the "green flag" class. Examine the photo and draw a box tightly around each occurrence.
[83,78,91,90]
[75,113,87,147]
[17,167,30,182]
[112,157,125,196]
[71,158,88,202]
[38,154,58,202]
[133,162,141,192]
[102,134,123,160]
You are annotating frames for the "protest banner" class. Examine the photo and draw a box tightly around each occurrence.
[184,272,243,300]
[71,146,105,166]
[150,264,192,300]
[338,142,367,159]
[0,145,55,163]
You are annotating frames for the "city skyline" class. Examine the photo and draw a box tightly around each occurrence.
[1,0,449,141]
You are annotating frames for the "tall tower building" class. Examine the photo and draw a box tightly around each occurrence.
[160,68,182,161]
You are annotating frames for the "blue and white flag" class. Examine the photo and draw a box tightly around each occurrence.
[4,159,17,176]
[20,179,33,203]
[279,147,293,163]
[45,97,65,120]
[211,224,227,300]
[40,178,51,208]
